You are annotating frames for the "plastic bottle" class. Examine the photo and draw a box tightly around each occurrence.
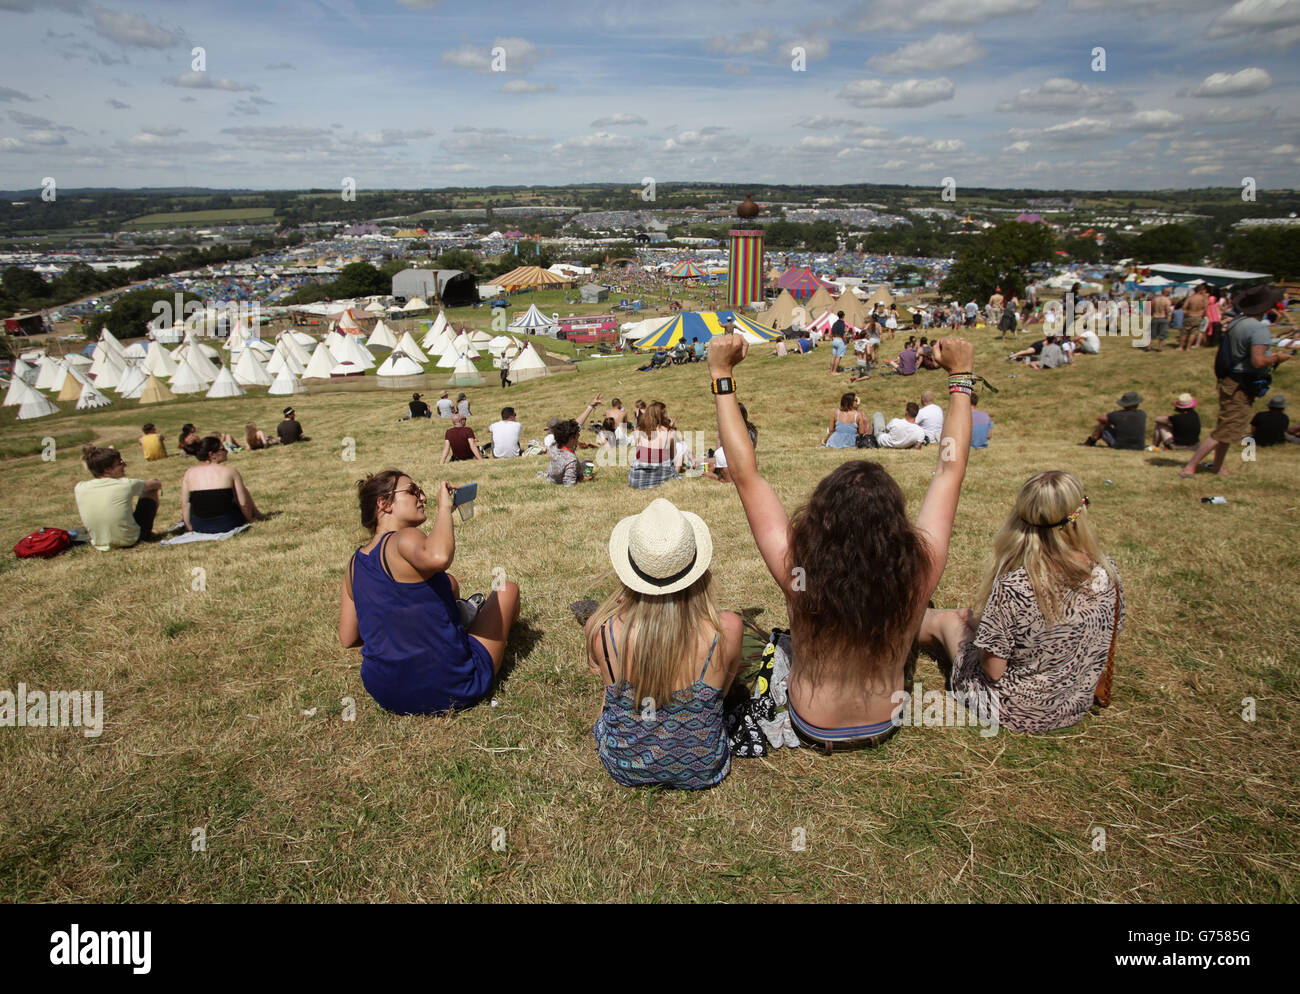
[1201,496,1227,504]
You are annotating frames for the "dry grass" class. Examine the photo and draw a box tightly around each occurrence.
[1,329,1298,903]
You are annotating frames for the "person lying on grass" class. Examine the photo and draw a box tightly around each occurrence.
[181,436,266,533]
[922,471,1124,734]
[338,471,520,716]
[709,332,973,752]
[586,497,742,789]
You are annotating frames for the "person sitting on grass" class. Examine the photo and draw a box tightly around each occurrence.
[436,391,455,418]
[456,393,472,418]
[708,332,974,751]
[704,403,757,482]
[586,497,742,789]
[180,436,266,533]
[179,422,238,457]
[245,421,277,451]
[488,407,522,459]
[1027,334,1067,370]
[1152,393,1200,450]
[440,413,484,463]
[408,393,432,419]
[628,400,685,489]
[925,471,1123,734]
[1081,392,1146,449]
[859,402,927,449]
[338,471,521,716]
[74,445,163,551]
[824,391,868,448]
[139,423,167,461]
[886,342,918,375]
[277,407,309,445]
[545,419,588,486]
[1249,394,1293,446]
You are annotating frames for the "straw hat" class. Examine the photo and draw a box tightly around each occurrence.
[609,498,713,595]
[1174,393,1197,409]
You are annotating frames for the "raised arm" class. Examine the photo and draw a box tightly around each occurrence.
[573,392,602,426]
[914,338,974,599]
[708,334,794,596]
[394,482,457,576]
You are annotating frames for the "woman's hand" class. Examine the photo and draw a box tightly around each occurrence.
[708,333,748,377]
[436,481,454,515]
[933,337,975,374]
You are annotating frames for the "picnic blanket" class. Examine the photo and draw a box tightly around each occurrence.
[161,524,251,545]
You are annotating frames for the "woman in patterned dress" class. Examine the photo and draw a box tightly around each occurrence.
[923,471,1125,733]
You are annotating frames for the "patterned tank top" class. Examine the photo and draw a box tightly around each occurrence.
[592,619,730,790]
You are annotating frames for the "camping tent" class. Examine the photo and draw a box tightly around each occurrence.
[56,364,88,401]
[184,348,220,384]
[116,364,148,399]
[396,330,429,363]
[505,342,547,383]
[206,367,246,399]
[364,300,387,314]
[863,285,895,311]
[15,380,57,420]
[494,265,570,290]
[468,329,493,348]
[666,260,705,279]
[366,319,399,350]
[376,350,425,378]
[267,343,304,377]
[805,286,837,321]
[168,361,206,394]
[267,367,305,396]
[4,373,33,406]
[301,344,336,380]
[143,343,178,378]
[634,311,780,349]
[11,359,37,385]
[329,360,366,378]
[76,380,112,410]
[91,353,126,391]
[761,289,800,332]
[421,311,450,351]
[446,353,484,387]
[832,289,869,329]
[233,348,273,387]
[487,335,513,357]
[138,374,175,405]
[402,297,429,312]
[34,355,63,392]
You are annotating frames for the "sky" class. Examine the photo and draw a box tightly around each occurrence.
[0,0,1298,193]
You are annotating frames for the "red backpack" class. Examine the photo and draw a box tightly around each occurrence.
[14,528,73,559]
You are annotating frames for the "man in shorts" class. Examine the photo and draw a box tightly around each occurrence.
[1081,391,1146,449]
[1181,285,1291,476]
[1149,289,1172,351]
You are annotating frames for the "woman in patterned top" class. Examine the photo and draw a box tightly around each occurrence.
[586,498,743,789]
[924,471,1124,733]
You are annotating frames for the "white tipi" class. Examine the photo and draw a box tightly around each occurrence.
[76,380,113,410]
[16,380,58,419]
[377,350,424,377]
[168,361,207,394]
[507,342,548,383]
[143,343,178,378]
[301,344,335,380]
[396,330,428,363]
[233,348,273,387]
[366,319,399,351]
[206,367,246,399]
[267,366,305,396]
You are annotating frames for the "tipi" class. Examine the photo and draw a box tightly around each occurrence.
[267,367,304,396]
[76,380,113,410]
[138,374,176,405]
[206,367,246,399]
[446,353,484,387]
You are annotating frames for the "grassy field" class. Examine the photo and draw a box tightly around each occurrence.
[122,208,277,230]
[1,327,1297,903]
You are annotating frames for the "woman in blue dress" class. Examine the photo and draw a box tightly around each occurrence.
[338,470,520,715]
[824,392,867,448]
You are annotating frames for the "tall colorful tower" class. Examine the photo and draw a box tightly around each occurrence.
[727,194,764,310]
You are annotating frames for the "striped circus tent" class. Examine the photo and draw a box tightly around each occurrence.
[494,265,570,290]
[634,311,780,350]
[775,267,835,300]
[665,260,705,279]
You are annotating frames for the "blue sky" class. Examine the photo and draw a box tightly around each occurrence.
[1,0,1297,192]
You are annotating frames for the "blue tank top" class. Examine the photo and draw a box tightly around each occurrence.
[592,619,730,790]
[350,532,491,714]
[827,418,858,448]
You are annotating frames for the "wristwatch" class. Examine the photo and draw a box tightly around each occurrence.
[711,377,735,395]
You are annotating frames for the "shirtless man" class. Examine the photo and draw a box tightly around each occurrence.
[1149,288,1172,352]
[1180,283,1209,351]
[987,287,1005,328]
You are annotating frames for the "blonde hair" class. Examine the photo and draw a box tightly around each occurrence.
[587,572,725,707]
[245,422,262,450]
[974,471,1117,627]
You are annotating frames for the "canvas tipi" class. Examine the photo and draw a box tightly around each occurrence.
[143,343,178,378]
[206,367,246,399]
[421,311,449,352]
[116,363,148,399]
[301,344,335,380]
[138,374,175,405]
[267,367,305,396]
[446,353,484,387]
[365,319,399,350]
[76,380,112,410]
[377,350,425,378]
[233,348,273,387]
[168,361,206,394]
[506,342,548,383]
[396,331,428,363]
[16,380,58,420]
[57,364,88,402]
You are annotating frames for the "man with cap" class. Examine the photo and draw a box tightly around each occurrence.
[1081,391,1146,449]
[1181,285,1291,476]
[277,407,309,446]
[436,391,455,418]
[408,393,431,419]
[1250,395,1292,446]
[1153,393,1201,450]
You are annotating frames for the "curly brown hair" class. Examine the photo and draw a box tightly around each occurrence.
[788,460,931,692]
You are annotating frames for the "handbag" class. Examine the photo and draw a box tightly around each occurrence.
[1093,583,1121,708]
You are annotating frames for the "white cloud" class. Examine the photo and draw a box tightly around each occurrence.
[19,130,68,146]
[1208,0,1300,43]
[866,0,1041,31]
[0,87,35,103]
[560,131,639,150]
[165,71,258,92]
[1191,67,1273,97]
[140,124,185,137]
[797,115,861,130]
[590,112,646,127]
[442,37,539,73]
[90,4,180,48]
[998,77,1132,113]
[706,29,773,55]
[663,129,731,150]
[929,138,966,152]
[1006,140,1031,152]
[500,79,553,94]
[839,77,955,108]
[786,37,830,61]
[868,32,986,74]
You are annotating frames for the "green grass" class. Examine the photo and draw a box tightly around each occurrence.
[122,208,277,230]
[1,324,1298,902]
